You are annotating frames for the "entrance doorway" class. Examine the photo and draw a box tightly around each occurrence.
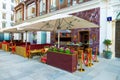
[79,31,89,49]
[115,20,120,58]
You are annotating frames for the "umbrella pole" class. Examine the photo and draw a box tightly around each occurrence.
[25,31,27,47]
[58,31,60,48]
[10,32,13,43]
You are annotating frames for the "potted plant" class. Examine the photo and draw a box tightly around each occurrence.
[103,39,112,59]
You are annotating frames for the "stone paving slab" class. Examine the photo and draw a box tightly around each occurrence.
[0,50,120,80]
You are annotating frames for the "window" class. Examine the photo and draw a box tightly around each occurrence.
[40,0,46,15]
[50,0,56,12]
[16,10,22,22]
[73,0,77,5]
[11,0,14,3]
[2,22,6,28]
[27,3,36,19]
[11,5,14,11]
[3,3,6,9]
[79,0,84,3]
[68,0,71,7]
[11,22,14,26]
[2,13,6,19]
[11,14,14,21]
[31,7,35,13]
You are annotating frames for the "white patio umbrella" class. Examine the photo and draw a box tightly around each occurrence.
[17,14,99,48]
[1,22,29,33]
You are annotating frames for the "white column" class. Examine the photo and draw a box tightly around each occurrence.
[111,20,116,58]
[99,1,108,57]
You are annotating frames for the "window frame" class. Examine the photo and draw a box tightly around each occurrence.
[2,13,6,19]
[3,3,6,9]
[2,22,6,28]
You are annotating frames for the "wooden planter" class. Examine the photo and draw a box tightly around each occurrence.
[47,51,77,72]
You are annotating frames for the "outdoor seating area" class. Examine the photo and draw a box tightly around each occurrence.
[1,0,120,80]
[0,39,99,73]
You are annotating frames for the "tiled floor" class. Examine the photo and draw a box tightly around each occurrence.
[0,50,120,80]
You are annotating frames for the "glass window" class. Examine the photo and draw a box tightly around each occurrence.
[73,0,77,5]
[11,14,14,21]
[27,3,36,19]
[16,10,22,22]
[68,0,71,7]
[2,13,6,19]
[11,5,14,11]
[11,0,14,3]
[4,33,10,40]
[3,3,6,9]
[79,0,84,3]
[2,22,6,28]
[11,22,14,26]
[50,0,56,12]
[40,0,46,15]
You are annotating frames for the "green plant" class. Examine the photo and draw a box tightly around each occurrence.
[103,39,112,59]
[65,48,71,54]
[103,39,112,51]
[59,47,64,52]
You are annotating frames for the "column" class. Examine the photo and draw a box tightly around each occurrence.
[111,20,116,58]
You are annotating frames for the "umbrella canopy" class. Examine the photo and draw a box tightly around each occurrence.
[18,14,99,31]
[1,27,19,33]
[1,22,29,33]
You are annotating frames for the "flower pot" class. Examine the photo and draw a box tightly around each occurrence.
[103,51,112,59]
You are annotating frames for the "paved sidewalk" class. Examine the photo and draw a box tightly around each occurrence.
[0,50,120,80]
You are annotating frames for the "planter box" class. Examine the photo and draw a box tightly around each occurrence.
[47,51,77,72]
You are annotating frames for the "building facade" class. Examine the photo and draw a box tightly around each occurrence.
[12,0,120,58]
[0,0,15,41]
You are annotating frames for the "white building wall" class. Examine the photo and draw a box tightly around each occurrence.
[108,0,120,58]
[0,0,16,40]
[0,0,15,28]
[99,0,108,56]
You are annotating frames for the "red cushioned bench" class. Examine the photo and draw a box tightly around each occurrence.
[27,44,51,58]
